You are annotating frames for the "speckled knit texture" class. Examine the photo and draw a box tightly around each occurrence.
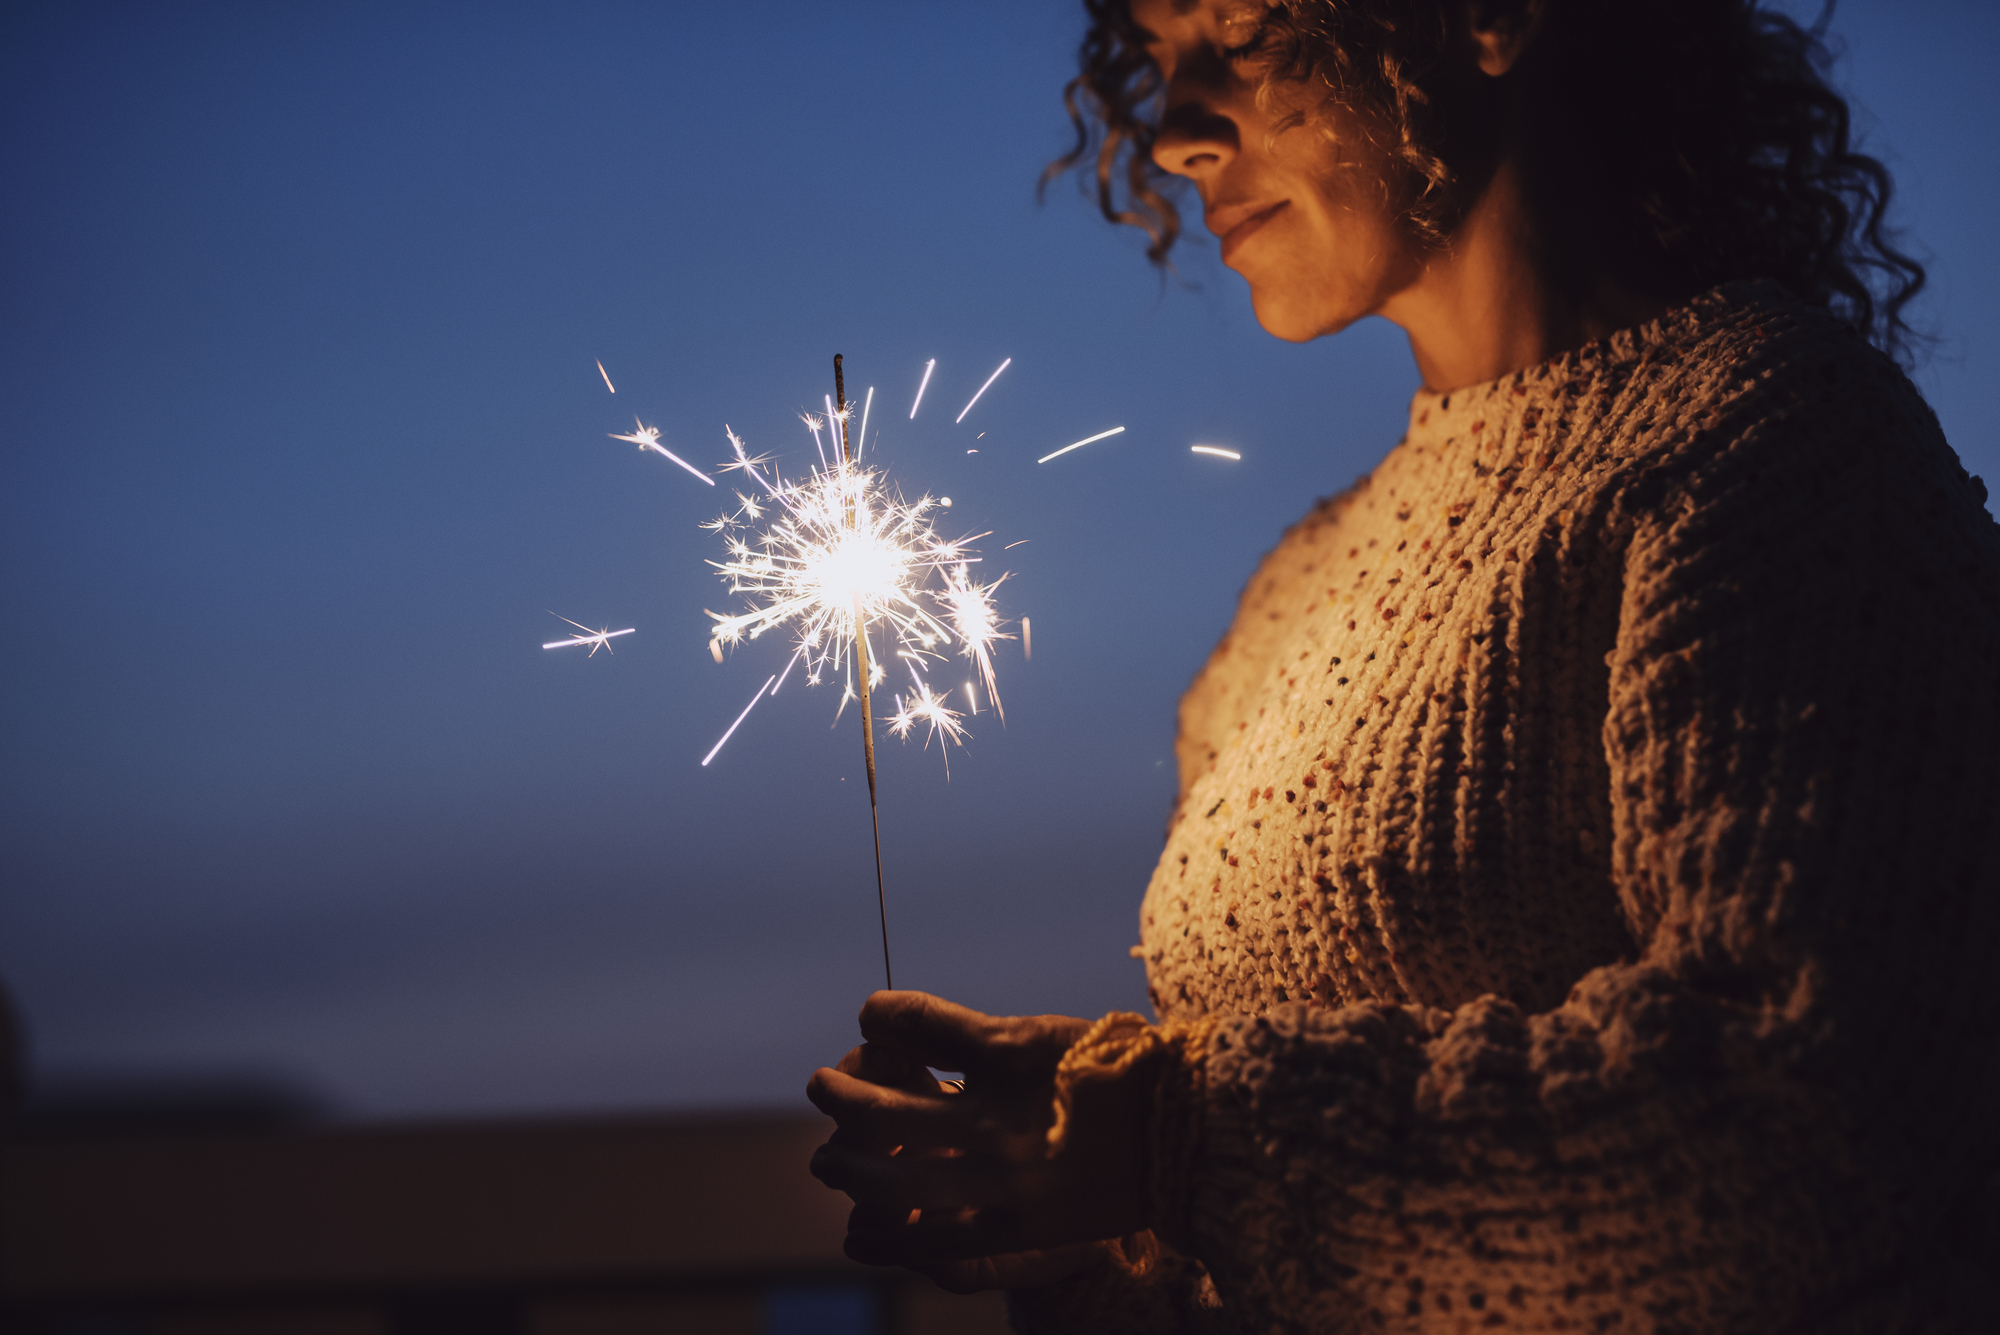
[1011,283,2000,1334]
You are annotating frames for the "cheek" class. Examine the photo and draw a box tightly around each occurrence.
[1240,197,1406,340]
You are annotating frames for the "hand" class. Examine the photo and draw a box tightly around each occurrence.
[806,991,1163,1291]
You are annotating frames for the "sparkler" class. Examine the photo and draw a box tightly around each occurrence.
[701,356,1012,987]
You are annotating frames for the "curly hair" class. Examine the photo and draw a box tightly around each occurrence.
[1048,0,1927,362]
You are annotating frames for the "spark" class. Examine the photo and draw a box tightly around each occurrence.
[542,615,635,656]
[710,638,724,663]
[803,412,830,471]
[1191,445,1242,460]
[965,680,978,714]
[1004,539,1030,550]
[856,386,873,459]
[910,358,936,418]
[955,358,1011,424]
[701,674,777,767]
[611,418,716,486]
[596,360,616,393]
[940,563,1010,721]
[1022,616,1032,660]
[1038,425,1124,464]
[702,426,1010,756]
[887,675,968,750]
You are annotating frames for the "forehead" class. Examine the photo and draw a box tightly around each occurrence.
[1128,0,1270,45]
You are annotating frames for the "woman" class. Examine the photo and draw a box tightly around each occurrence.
[809,1,1999,1329]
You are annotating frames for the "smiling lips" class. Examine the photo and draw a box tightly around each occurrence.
[1217,200,1289,264]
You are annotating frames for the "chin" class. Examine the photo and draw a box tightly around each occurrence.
[1249,287,1353,344]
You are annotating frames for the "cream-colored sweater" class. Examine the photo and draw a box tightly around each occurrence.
[1012,284,1999,1333]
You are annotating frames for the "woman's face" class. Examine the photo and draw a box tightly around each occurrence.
[1133,0,1425,342]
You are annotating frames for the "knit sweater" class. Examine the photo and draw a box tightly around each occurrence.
[1009,283,2000,1334]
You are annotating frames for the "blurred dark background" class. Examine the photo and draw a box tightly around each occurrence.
[2,2,1992,1331]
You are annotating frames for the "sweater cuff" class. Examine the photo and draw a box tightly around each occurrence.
[1047,1010,1224,1256]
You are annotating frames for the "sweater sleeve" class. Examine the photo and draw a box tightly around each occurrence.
[1151,364,2000,1330]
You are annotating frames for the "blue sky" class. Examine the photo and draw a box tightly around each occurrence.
[3,0,1994,1120]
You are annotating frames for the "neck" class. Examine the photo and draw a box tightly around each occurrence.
[1379,159,1666,392]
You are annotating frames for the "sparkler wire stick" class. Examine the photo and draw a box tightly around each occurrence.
[836,354,894,990]
[955,357,1011,424]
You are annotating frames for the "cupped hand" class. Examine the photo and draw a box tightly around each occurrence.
[806,991,1162,1292]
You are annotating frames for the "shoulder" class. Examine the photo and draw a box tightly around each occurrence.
[1595,284,1985,539]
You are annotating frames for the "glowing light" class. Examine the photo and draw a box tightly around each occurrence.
[597,360,616,393]
[1022,616,1032,660]
[955,358,1011,424]
[611,419,716,486]
[701,674,777,766]
[1003,539,1029,550]
[856,386,873,459]
[542,615,635,656]
[887,674,968,751]
[910,358,935,419]
[1038,426,1124,464]
[701,422,1011,754]
[1191,445,1241,460]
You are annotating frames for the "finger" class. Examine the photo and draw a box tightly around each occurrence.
[846,1198,914,1233]
[811,1141,1017,1212]
[806,1067,986,1150]
[856,991,1004,1074]
[835,1040,949,1094]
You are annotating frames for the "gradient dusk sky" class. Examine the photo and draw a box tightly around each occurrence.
[4,0,1995,1120]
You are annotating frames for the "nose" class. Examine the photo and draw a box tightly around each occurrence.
[1149,81,1240,179]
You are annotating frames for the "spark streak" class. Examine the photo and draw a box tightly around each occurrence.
[1023,616,1032,659]
[856,386,873,459]
[611,419,716,486]
[1191,445,1242,460]
[910,358,935,418]
[701,674,777,766]
[955,358,1011,424]
[542,615,635,656]
[1038,425,1124,464]
[597,360,616,393]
